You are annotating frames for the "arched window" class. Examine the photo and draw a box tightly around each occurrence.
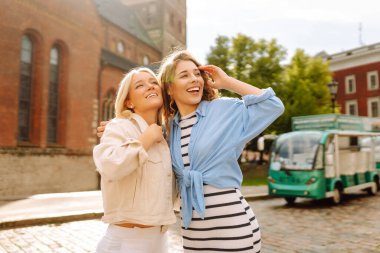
[143,55,150,65]
[47,46,60,143]
[18,35,33,142]
[116,41,125,54]
[102,90,116,121]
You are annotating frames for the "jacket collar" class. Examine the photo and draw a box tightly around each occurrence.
[131,113,149,132]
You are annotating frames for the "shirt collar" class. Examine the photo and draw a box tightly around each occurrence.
[173,100,209,125]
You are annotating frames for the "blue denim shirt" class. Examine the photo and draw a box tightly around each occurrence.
[169,88,284,228]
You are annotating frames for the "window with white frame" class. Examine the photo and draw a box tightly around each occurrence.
[345,100,358,115]
[367,97,380,117]
[345,75,356,94]
[367,71,379,91]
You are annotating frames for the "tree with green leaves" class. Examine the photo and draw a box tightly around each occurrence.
[206,34,333,134]
[206,35,231,76]
[270,49,332,133]
[206,33,286,97]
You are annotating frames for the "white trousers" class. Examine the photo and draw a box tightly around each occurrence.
[96,225,169,253]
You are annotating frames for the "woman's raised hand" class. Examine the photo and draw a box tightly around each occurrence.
[198,65,231,90]
[200,64,263,96]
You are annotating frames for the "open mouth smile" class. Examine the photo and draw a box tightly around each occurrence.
[146,93,158,99]
[186,87,200,94]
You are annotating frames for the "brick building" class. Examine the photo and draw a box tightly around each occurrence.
[326,43,380,117]
[0,0,186,198]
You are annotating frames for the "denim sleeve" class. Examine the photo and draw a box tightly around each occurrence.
[240,87,284,143]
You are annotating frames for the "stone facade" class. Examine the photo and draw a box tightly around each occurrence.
[0,148,98,199]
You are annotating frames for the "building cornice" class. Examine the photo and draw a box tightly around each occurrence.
[326,42,380,71]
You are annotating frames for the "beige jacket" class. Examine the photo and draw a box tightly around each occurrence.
[93,114,177,226]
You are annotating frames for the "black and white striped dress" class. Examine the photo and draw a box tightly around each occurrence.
[179,112,261,253]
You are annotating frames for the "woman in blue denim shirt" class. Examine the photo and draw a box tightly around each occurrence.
[158,50,284,253]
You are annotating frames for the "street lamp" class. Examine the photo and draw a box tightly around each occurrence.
[327,80,338,113]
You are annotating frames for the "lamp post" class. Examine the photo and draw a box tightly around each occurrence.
[327,80,338,113]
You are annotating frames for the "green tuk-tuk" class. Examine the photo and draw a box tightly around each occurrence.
[268,114,380,204]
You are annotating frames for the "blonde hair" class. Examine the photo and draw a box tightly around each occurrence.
[114,67,161,121]
[157,50,219,128]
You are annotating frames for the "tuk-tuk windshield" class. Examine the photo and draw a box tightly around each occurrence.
[271,132,322,170]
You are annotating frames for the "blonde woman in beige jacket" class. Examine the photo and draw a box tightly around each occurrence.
[93,67,177,253]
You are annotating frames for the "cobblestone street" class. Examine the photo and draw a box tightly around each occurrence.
[1,193,379,253]
[252,193,380,253]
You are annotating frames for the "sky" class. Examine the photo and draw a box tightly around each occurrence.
[186,0,380,64]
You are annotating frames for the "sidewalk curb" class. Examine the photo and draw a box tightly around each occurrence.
[0,211,103,230]
[0,195,271,229]
[244,194,272,201]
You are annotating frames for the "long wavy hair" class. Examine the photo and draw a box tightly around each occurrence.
[157,50,219,131]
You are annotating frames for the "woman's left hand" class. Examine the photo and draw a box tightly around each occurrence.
[198,65,231,90]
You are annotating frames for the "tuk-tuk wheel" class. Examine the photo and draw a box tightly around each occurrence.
[285,197,296,205]
[331,186,342,204]
[367,177,379,195]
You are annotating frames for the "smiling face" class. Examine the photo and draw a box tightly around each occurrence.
[169,60,204,116]
[126,71,163,115]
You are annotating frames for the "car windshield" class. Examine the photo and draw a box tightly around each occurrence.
[271,132,322,170]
